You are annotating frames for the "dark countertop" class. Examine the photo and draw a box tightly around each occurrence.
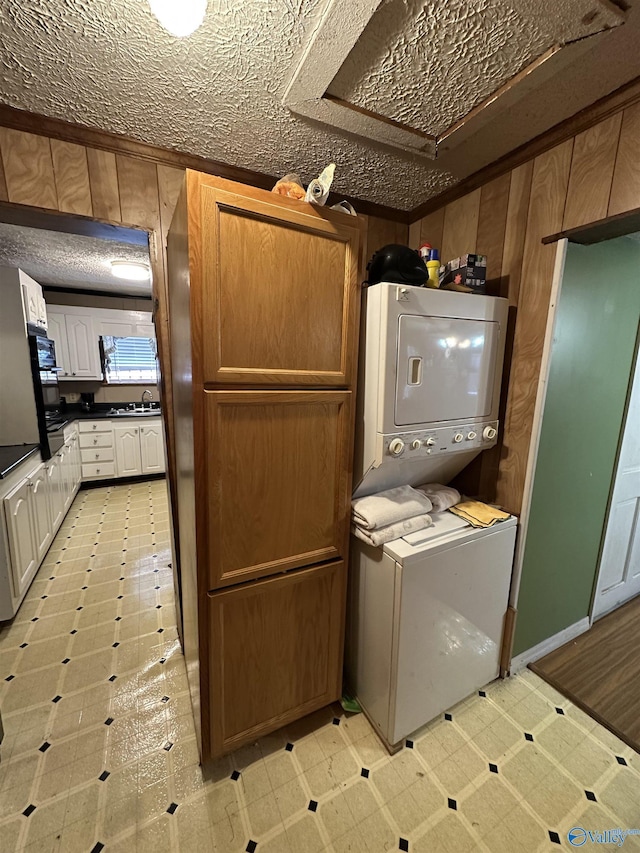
[0,444,41,479]
[66,406,163,421]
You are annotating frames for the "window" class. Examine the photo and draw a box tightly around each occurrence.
[101,336,158,384]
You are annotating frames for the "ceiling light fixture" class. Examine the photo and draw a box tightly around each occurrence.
[110,261,151,281]
[149,0,207,37]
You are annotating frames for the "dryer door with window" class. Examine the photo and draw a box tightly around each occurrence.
[394,314,499,427]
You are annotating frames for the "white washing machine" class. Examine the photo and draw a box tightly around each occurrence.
[347,512,517,751]
[348,282,516,750]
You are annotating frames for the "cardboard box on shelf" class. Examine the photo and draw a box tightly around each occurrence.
[439,254,487,294]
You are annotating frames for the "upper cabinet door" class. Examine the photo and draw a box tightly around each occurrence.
[204,390,352,589]
[66,314,102,379]
[47,312,71,378]
[197,177,362,386]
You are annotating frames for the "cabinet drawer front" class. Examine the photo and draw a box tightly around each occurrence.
[205,390,352,589]
[79,432,113,448]
[80,448,114,463]
[82,462,115,479]
[209,560,344,756]
[79,420,112,434]
[200,184,361,386]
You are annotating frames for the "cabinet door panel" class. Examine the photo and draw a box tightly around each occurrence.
[205,390,351,588]
[46,455,64,532]
[114,425,142,477]
[29,465,52,562]
[200,183,361,385]
[140,424,165,474]
[209,560,344,756]
[47,312,71,377]
[3,480,38,598]
[66,315,101,379]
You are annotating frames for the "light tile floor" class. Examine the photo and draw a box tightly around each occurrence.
[1,482,639,852]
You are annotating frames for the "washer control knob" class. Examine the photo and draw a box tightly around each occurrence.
[483,426,497,441]
[411,439,422,450]
[424,437,436,447]
[453,433,464,443]
[389,438,405,456]
[467,431,477,441]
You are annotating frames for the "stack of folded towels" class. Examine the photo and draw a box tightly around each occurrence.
[351,485,434,546]
[351,482,463,547]
[414,482,461,513]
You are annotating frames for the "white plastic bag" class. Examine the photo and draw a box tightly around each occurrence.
[305,163,336,206]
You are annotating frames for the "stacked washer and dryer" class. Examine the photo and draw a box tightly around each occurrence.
[347,282,517,752]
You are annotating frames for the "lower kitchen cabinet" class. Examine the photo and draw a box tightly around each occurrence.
[81,417,165,481]
[114,424,142,477]
[45,452,64,532]
[1,424,82,619]
[208,559,345,757]
[30,464,52,562]
[139,422,165,474]
[3,478,38,599]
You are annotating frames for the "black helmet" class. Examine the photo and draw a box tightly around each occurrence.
[366,244,428,286]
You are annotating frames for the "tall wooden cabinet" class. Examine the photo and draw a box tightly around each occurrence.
[167,172,362,760]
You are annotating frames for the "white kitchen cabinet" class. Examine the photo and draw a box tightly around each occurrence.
[80,417,164,480]
[66,314,102,379]
[140,422,165,474]
[46,453,64,532]
[46,310,101,380]
[79,420,114,480]
[99,319,136,337]
[61,442,75,512]
[114,424,143,477]
[136,323,156,339]
[29,464,52,563]
[46,312,71,375]
[3,479,38,599]
[20,272,48,331]
[0,425,81,620]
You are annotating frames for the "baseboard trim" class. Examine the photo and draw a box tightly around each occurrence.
[510,617,590,673]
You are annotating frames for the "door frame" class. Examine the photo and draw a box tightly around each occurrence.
[0,200,183,643]
[589,323,640,623]
[502,239,568,672]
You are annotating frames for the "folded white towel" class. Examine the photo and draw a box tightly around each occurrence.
[352,485,433,531]
[352,513,433,547]
[414,482,461,513]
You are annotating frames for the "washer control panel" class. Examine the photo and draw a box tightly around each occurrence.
[378,421,499,461]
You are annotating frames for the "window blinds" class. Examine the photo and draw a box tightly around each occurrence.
[102,336,158,384]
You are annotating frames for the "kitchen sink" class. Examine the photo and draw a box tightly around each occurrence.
[106,406,161,417]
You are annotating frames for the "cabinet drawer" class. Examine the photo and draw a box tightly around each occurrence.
[80,448,114,464]
[204,390,352,589]
[79,432,113,449]
[78,420,112,434]
[82,462,115,479]
[200,184,361,386]
[209,560,344,757]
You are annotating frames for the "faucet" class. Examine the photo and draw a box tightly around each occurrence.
[141,389,153,408]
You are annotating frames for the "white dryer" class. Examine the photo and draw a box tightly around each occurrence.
[353,283,509,497]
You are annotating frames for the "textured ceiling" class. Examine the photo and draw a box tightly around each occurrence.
[0,0,638,210]
[329,0,623,136]
[0,224,152,296]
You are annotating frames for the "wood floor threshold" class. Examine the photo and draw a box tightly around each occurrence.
[529,593,640,755]
[528,661,639,754]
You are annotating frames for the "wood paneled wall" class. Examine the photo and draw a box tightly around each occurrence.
[0,126,184,521]
[409,100,640,514]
